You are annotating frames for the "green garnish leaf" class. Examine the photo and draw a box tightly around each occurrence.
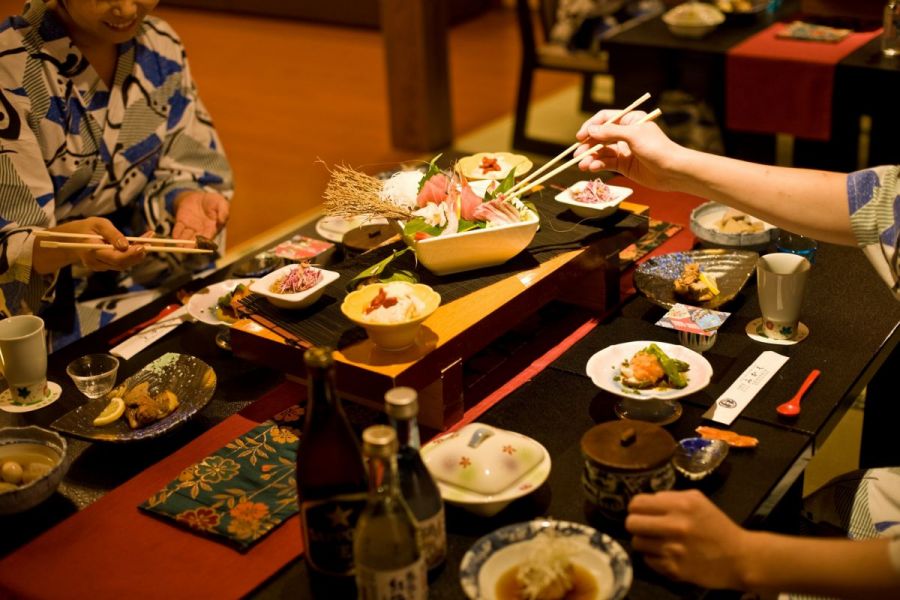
[484,166,518,200]
[402,219,442,239]
[416,154,443,193]
[347,247,413,291]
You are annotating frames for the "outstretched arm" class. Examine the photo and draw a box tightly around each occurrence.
[575,110,853,245]
[627,490,900,598]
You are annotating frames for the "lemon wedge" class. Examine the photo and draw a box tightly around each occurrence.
[698,272,720,296]
[93,397,125,427]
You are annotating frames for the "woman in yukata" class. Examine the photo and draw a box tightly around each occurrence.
[0,0,232,348]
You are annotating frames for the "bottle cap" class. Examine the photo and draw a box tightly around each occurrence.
[304,346,334,369]
[384,386,418,419]
[362,425,398,457]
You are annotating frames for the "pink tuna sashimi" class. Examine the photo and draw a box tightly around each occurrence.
[459,182,483,221]
[416,173,450,207]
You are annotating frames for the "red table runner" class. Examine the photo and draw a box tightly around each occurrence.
[0,181,700,600]
[726,23,881,141]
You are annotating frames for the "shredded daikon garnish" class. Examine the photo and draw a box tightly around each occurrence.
[381,170,423,212]
[515,529,580,600]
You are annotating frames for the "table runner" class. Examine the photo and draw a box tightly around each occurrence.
[240,191,648,348]
[726,22,881,140]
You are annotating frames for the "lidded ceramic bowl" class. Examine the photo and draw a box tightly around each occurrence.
[421,423,550,517]
[581,420,676,519]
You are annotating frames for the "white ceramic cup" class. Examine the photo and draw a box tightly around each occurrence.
[0,315,50,405]
[757,253,810,340]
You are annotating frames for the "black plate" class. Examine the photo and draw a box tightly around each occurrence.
[633,249,758,309]
[51,353,216,443]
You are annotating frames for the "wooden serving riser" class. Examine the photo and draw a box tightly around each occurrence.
[231,203,649,429]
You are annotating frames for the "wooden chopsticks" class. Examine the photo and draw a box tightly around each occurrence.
[35,231,214,254]
[505,92,652,198]
[507,107,662,200]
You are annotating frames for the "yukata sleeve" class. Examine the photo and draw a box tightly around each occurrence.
[847,166,900,299]
[0,86,57,317]
[142,52,233,239]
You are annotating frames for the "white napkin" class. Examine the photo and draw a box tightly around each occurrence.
[110,306,192,361]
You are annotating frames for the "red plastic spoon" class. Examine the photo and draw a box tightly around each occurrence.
[108,303,182,346]
[776,369,821,417]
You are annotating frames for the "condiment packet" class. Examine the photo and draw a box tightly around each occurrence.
[272,235,334,261]
[656,303,730,336]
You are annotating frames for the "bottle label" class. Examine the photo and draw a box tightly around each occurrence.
[356,560,427,600]
[417,508,446,569]
[300,493,367,576]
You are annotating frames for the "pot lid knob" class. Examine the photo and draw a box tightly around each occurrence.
[620,428,637,447]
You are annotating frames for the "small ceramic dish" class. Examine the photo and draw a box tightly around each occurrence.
[0,426,69,515]
[459,519,632,600]
[634,249,759,310]
[690,201,777,250]
[249,265,339,310]
[554,180,633,219]
[186,278,255,327]
[586,340,713,400]
[678,329,718,353]
[421,424,551,517]
[673,437,729,480]
[51,353,217,443]
[457,152,534,181]
[341,282,441,351]
[663,2,725,38]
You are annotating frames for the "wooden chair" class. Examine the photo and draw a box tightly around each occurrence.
[512,0,660,155]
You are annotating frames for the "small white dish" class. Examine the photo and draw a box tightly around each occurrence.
[745,318,809,345]
[459,519,632,600]
[421,424,551,517]
[187,279,256,327]
[586,340,713,400]
[554,181,633,219]
[315,215,389,243]
[250,265,339,310]
[690,201,777,250]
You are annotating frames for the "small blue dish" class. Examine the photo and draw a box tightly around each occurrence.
[673,437,729,480]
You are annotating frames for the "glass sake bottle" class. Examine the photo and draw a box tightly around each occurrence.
[384,387,446,572]
[354,425,428,600]
[296,347,368,598]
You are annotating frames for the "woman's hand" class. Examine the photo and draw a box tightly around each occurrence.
[32,217,149,274]
[625,490,754,590]
[173,191,229,240]
[574,109,687,191]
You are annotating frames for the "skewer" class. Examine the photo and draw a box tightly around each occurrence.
[507,108,662,200]
[39,241,213,254]
[34,231,197,245]
[505,92,652,197]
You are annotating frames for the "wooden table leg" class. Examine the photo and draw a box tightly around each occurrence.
[379,0,453,151]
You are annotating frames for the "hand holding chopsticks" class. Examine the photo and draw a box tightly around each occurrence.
[506,107,662,200]
[36,230,216,254]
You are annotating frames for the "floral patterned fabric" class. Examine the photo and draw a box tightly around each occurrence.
[619,219,682,268]
[141,405,303,550]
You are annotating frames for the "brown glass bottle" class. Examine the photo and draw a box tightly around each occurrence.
[297,347,368,598]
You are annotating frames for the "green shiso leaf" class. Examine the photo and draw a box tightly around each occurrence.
[416,154,443,193]
[346,247,414,291]
[484,166,518,200]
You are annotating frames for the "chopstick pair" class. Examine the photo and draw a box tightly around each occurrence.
[35,231,214,254]
[505,93,658,199]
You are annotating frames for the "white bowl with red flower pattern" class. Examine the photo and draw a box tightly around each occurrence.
[421,423,551,517]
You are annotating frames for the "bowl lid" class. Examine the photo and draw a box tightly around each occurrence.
[581,420,676,472]
[423,423,545,496]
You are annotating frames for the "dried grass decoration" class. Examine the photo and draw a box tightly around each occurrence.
[322,162,415,221]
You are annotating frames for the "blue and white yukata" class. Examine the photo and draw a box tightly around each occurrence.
[0,0,233,348]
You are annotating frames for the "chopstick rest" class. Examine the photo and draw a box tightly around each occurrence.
[702,351,789,425]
